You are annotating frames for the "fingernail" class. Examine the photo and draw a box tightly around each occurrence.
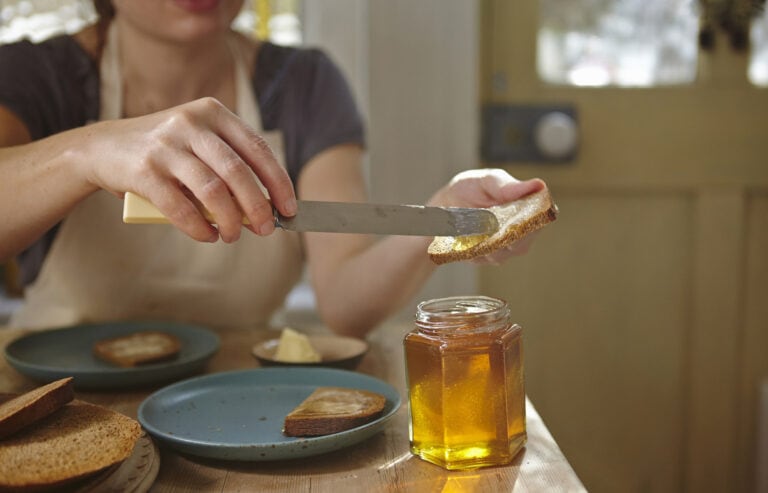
[284,198,298,216]
[258,220,275,235]
[207,232,219,243]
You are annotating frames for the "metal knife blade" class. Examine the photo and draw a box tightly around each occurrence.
[274,200,498,237]
[122,192,498,237]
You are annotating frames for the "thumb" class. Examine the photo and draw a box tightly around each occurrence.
[497,178,546,203]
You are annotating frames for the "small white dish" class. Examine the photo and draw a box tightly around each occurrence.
[252,334,368,370]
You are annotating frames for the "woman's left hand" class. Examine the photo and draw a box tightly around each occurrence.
[427,168,547,264]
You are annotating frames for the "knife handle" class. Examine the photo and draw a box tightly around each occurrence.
[122,192,259,226]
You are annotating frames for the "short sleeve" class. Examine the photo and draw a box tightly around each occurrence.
[0,36,98,140]
[255,44,365,184]
[295,49,365,166]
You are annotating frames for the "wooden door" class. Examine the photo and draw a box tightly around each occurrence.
[480,2,768,492]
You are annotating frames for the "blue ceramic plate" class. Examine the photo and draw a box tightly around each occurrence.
[4,321,219,389]
[138,367,401,461]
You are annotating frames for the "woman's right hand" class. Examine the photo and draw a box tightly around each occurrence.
[81,97,297,243]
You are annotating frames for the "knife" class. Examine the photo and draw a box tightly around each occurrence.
[122,192,498,237]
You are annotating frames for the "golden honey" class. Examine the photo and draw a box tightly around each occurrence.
[404,296,526,470]
[447,234,488,252]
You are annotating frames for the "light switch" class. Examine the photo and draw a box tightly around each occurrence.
[481,104,579,163]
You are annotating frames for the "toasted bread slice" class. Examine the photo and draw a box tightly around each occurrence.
[0,398,142,491]
[93,330,181,367]
[428,188,558,264]
[0,377,74,440]
[283,387,386,437]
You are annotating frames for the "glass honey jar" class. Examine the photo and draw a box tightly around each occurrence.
[404,296,526,470]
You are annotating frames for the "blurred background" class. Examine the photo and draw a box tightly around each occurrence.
[2,1,767,491]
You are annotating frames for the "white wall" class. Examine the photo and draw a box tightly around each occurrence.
[303,0,481,320]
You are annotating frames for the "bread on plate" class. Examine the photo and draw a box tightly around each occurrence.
[93,330,181,367]
[283,386,386,437]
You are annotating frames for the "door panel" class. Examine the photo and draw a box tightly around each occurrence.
[481,1,768,492]
[740,194,768,490]
[483,193,691,492]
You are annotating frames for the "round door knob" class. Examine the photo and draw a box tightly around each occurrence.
[534,111,578,159]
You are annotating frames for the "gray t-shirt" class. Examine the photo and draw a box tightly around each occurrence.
[0,35,365,285]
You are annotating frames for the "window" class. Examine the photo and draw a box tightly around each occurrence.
[749,6,768,86]
[0,0,302,45]
[0,0,96,43]
[233,0,302,46]
[537,0,700,87]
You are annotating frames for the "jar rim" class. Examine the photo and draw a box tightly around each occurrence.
[415,295,510,332]
[417,295,507,316]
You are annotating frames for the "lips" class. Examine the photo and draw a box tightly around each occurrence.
[173,0,221,13]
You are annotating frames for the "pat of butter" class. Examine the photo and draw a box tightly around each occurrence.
[123,193,170,224]
[122,192,250,225]
[274,328,322,363]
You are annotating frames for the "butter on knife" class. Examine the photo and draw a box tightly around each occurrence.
[123,192,226,225]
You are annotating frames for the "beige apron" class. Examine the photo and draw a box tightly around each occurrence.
[11,25,303,330]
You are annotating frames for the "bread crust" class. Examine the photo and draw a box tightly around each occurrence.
[93,330,181,367]
[428,188,558,264]
[283,387,386,437]
[0,377,74,440]
[0,397,141,491]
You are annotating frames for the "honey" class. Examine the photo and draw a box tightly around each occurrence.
[404,296,526,470]
[441,234,489,252]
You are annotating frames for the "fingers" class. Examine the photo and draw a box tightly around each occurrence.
[209,100,297,218]
[437,168,549,210]
[496,176,545,203]
[137,173,219,243]
[477,169,545,203]
[127,98,298,243]
[468,231,540,265]
[186,132,272,242]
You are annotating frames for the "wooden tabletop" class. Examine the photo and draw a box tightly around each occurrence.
[0,323,585,492]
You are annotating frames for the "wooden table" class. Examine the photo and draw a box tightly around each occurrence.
[0,324,585,492]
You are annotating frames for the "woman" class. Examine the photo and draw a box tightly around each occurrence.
[0,0,545,336]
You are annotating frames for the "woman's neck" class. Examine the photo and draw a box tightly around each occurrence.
[115,19,238,117]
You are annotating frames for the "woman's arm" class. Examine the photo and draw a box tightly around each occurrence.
[0,98,298,262]
[298,144,436,337]
[0,106,96,261]
[299,144,545,338]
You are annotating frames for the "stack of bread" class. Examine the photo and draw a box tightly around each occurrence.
[0,377,142,492]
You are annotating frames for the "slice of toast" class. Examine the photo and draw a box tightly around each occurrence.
[0,377,74,440]
[283,387,386,437]
[93,331,181,367]
[0,397,142,491]
[428,188,558,265]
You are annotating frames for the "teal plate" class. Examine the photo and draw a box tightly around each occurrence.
[138,367,402,461]
[4,321,220,389]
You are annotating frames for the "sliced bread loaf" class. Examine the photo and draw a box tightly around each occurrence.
[0,377,74,440]
[283,387,386,437]
[0,397,142,491]
[428,188,558,264]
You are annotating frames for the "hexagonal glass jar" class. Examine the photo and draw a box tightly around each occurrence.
[404,296,526,470]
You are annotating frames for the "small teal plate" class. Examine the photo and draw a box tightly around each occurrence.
[4,321,220,389]
[138,367,401,461]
